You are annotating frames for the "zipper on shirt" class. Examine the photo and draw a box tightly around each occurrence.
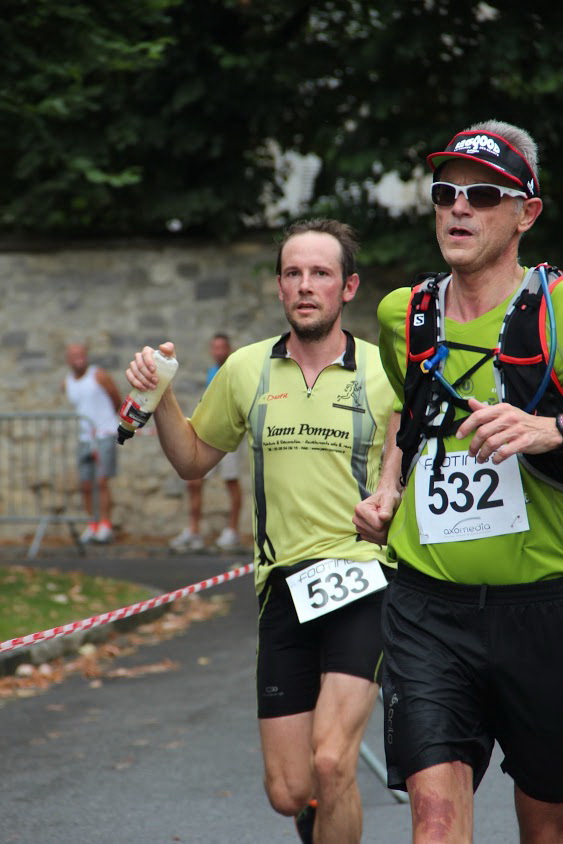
[300,363,341,397]
[286,354,345,397]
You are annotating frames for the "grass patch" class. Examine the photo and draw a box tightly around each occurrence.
[0,566,154,642]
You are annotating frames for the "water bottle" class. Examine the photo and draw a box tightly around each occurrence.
[117,349,179,444]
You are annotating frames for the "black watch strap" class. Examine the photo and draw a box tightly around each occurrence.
[556,413,563,443]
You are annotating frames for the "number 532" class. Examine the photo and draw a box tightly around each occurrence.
[428,468,503,515]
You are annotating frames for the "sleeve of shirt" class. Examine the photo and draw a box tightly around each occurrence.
[374,345,398,425]
[377,287,411,409]
[190,354,246,452]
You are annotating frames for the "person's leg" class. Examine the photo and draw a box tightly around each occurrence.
[514,787,563,844]
[216,449,241,547]
[169,478,206,549]
[91,476,113,541]
[259,711,315,816]
[79,478,99,542]
[188,478,203,534]
[77,442,95,517]
[309,672,378,844]
[224,478,241,532]
[97,476,112,523]
[256,569,320,827]
[257,568,383,841]
[78,441,97,539]
[380,568,496,842]
[80,479,94,518]
[490,582,563,844]
[292,583,387,842]
[406,761,474,844]
[92,438,116,539]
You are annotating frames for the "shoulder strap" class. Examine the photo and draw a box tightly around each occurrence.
[405,273,449,368]
[495,265,563,404]
[495,264,563,489]
[399,272,458,484]
[539,272,563,396]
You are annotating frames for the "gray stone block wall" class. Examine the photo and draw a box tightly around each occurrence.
[0,237,395,545]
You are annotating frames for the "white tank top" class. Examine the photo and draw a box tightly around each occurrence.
[65,365,118,440]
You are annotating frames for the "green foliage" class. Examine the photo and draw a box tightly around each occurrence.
[1,0,562,267]
[0,0,176,233]
[242,0,563,267]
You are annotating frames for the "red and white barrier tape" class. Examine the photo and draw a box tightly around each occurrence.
[0,562,255,654]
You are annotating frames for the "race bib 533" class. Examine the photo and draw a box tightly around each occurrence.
[285,559,387,623]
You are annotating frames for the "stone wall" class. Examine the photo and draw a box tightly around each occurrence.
[0,236,396,546]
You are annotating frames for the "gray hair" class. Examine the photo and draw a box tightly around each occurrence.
[467,119,539,187]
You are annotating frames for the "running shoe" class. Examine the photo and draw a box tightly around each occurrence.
[294,800,317,844]
[169,528,204,551]
[79,523,98,544]
[169,528,192,550]
[95,522,113,543]
[215,527,239,550]
[188,533,204,551]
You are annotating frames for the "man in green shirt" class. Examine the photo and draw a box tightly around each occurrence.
[354,120,563,843]
[126,219,395,843]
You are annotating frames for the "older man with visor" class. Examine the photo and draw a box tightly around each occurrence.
[354,120,563,843]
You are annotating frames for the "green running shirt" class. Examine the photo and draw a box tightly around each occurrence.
[377,283,563,585]
[190,332,395,594]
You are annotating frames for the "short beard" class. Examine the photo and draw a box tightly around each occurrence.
[286,312,339,342]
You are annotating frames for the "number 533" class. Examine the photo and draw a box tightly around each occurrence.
[308,567,369,608]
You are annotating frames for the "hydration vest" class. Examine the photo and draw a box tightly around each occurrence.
[397,265,563,490]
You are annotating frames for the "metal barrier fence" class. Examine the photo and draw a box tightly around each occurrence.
[0,412,95,558]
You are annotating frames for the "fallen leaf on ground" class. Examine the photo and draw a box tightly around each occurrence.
[106,659,179,679]
[0,594,228,702]
[164,740,185,750]
[112,757,135,771]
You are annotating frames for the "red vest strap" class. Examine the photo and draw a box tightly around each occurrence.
[539,276,563,396]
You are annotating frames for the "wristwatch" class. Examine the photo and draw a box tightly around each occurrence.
[556,413,563,445]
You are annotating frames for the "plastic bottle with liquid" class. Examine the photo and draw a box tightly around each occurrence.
[117,349,179,444]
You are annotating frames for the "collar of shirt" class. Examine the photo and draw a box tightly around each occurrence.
[270,330,357,371]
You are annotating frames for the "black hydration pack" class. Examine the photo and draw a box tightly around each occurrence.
[397,264,563,490]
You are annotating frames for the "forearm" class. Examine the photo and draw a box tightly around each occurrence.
[378,411,403,493]
[154,388,224,480]
[353,410,403,544]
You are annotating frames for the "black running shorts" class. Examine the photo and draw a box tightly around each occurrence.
[256,560,388,719]
[382,564,563,803]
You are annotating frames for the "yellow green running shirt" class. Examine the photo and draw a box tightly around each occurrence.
[378,282,563,585]
[190,332,395,594]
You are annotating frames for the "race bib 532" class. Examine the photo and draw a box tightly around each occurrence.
[414,451,529,544]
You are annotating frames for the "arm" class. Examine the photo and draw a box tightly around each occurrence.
[352,410,403,545]
[456,398,563,464]
[353,290,410,544]
[126,342,226,480]
[95,368,122,412]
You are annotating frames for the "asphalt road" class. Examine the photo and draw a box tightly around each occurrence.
[0,545,519,843]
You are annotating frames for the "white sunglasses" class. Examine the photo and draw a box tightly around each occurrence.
[431,181,527,208]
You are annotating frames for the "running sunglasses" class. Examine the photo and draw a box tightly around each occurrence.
[431,181,528,208]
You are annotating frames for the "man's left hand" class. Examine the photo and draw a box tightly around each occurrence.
[456,397,562,464]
